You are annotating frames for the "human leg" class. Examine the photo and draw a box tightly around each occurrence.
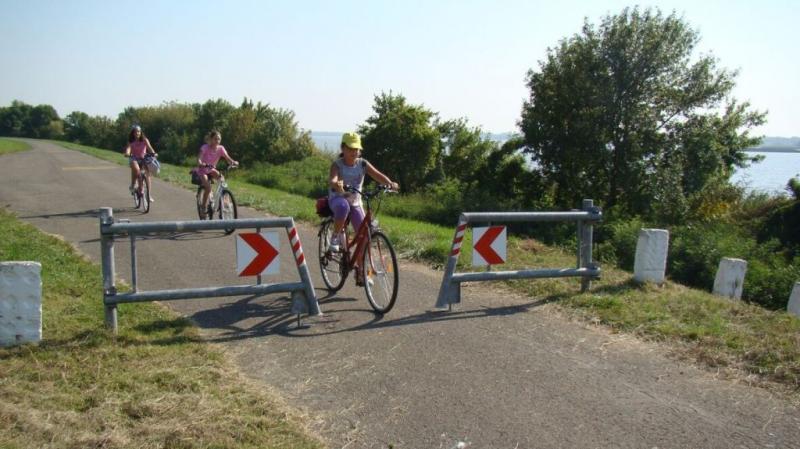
[328,196,351,251]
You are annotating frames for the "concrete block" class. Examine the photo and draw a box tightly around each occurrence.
[712,258,747,301]
[787,283,800,318]
[633,229,669,285]
[0,262,42,346]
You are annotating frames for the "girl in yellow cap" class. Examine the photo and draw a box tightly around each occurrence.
[327,132,399,253]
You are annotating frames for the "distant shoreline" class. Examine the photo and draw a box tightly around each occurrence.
[746,147,800,153]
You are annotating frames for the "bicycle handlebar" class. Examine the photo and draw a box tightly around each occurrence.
[344,184,397,198]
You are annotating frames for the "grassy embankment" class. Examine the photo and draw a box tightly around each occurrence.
[53,140,800,389]
[0,208,323,448]
[0,138,31,155]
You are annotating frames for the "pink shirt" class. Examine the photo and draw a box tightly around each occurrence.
[129,140,148,158]
[199,144,229,167]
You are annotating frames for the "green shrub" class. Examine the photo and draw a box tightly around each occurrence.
[244,155,332,198]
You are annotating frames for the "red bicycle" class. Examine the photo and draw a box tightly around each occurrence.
[318,184,399,313]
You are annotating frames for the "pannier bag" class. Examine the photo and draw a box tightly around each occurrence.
[316,196,332,217]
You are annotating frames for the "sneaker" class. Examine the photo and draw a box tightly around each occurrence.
[355,269,375,287]
[129,184,134,194]
[327,235,340,253]
[148,197,155,203]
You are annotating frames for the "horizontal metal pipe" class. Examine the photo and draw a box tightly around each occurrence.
[451,267,601,283]
[105,282,305,304]
[102,217,294,235]
[460,211,601,223]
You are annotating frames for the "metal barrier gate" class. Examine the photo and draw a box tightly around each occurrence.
[99,207,320,332]
[436,199,602,309]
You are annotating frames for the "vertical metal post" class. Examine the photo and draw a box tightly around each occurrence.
[576,220,583,269]
[287,222,321,316]
[435,215,468,309]
[99,208,118,333]
[580,199,594,292]
[130,234,138,293]
[256,227,262,285]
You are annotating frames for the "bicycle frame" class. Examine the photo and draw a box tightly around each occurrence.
[341,208,374,272]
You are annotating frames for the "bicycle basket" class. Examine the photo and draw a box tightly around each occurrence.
[147,157,161,176]
[190,168,202,185]
[316,196,332,217]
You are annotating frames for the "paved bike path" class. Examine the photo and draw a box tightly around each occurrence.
[2,140,799,448]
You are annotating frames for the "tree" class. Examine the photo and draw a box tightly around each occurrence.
[359,93,441,192]
[520,7,764,221]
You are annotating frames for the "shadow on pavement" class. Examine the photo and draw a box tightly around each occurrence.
[188,290,553,343]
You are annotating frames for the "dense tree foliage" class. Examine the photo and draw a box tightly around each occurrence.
[358,93,442,192]
[520,7,765,222]
[0,98,319,165]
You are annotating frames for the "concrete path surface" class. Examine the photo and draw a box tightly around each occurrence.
[2,140,798,449]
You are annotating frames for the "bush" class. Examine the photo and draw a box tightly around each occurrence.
[669,223,798,309]
[595,217,646,269]
[244,155,332,198]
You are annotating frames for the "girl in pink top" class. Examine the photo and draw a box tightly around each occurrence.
[123,125,157,202]
[197,130,238,217]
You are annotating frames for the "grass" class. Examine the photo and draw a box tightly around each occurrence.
[0,209,324,449]
[0,138,31,155]
[49,140,800,389]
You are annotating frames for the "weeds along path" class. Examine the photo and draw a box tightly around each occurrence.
[1,139,798,449]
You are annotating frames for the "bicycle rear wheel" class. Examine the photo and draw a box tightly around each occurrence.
[363,231,398,313]
[219,189,237,234]
[318,219,347,291]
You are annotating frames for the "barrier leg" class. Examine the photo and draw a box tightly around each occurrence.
[287,224,321,316]
[436,216,467,309]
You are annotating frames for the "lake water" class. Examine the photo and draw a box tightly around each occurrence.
[732,151,800,194]
[311,133,799,195]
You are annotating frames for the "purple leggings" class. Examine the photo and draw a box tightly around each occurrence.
[329,196,365,232]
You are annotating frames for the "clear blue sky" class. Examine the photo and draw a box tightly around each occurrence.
[1,0,797,136]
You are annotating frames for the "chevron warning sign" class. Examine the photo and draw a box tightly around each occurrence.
[472,226,507,266]
[236,232,280,276]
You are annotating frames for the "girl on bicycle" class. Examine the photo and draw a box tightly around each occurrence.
[123,125,157,202]
[327,131,399,252]
[196,130,238,219]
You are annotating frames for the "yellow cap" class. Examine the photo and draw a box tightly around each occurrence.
[341,132,362,150]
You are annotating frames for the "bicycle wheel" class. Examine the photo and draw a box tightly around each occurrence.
[318,219,347,291]
[141,181,150,213]
[196,188,206,219]
[133,187,142,209]
[219,189,237,234]
[363,231,398,313]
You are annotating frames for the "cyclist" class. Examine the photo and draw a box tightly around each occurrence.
[123,125,157,202]
[196,130,238,219]
[327,131,399,255]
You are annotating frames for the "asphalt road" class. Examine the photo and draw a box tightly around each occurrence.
[2,140,799,449]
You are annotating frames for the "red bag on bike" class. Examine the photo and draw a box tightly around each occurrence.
[316,196,332,217]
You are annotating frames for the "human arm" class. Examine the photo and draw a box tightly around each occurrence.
[328,163,344,193]
[220,146,238,167]
[123,144,131,157]
[365,161,399,191]
[144,138,157,155]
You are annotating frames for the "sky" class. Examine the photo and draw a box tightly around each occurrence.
[1,0,798,137]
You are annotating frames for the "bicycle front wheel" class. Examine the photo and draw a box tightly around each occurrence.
[133,187,142,209]
[363,231,398,313]
[141,182,150,213]
[196,188,206,219]
[318,219,347,291]
[219,189,237,234]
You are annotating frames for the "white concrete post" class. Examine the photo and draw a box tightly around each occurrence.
[787,282,800,318]
[633,229,669,285]
[0,262,42,346]
[712,258,747,300]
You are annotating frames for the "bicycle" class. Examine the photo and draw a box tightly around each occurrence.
[195,163,238,235]
[131,154,157,213]
[318,184,399,313]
